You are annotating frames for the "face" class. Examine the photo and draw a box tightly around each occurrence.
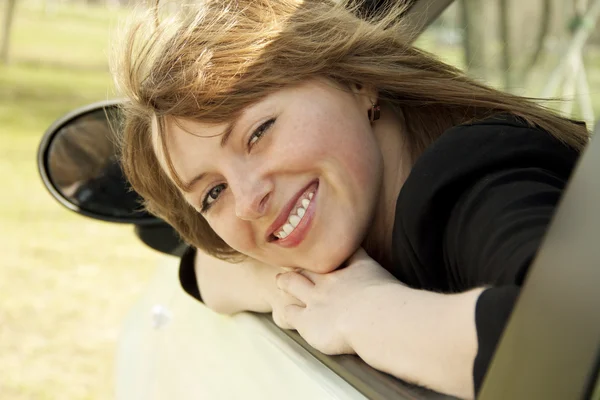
[156,79,384,273]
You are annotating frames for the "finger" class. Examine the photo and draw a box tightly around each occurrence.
[272,291,304,330]
[276,272,314,301]
[280,266,302,272]
[295,268,321,282]
[272,310,294,330]
[280,290,306,307]
[281,303,304,328]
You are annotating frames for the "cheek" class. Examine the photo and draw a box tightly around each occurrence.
[314,116,382,189]
[285,111,379,168]
[208,216,256,255]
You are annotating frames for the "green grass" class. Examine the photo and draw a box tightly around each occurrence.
[0,2,157,399]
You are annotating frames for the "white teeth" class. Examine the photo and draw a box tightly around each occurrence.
[289,215,301,227]
[274,189,316,240]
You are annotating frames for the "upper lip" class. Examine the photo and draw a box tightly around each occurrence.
[265,181,316,241]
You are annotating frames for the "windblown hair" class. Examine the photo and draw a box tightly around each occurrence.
[113,0,589,261]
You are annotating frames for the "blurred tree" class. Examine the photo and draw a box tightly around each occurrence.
[498,0,550,91]
[541,0,600,127]
[459,0,491,81]
[1,0,17,64]
[497,0,555,92]
[499,0,514,89]
[521,0,551,82]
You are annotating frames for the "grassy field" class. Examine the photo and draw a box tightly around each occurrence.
[0,2,157,399]
[1,2,599,400]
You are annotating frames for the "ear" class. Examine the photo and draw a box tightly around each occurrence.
[350,83,378,110]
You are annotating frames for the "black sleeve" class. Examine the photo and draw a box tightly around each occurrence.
[443,167,570,395]
[392,115,582,396]
[179,246,203,302]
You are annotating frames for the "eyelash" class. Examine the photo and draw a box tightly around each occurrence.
[247,118,275,150]
[200,183,227,213]
[200,118,276,213]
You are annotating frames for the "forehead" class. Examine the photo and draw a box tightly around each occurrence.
[151,115,228,185]
[150,90,280,177]
[150,78,347,184]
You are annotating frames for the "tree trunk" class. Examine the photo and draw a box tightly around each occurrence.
[523,0,551,79]
[460,0,490,81]
[498,0,513,90]
[1,0,17,64]
[541,0,600,98]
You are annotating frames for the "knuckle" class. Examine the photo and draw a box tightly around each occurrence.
[277,272,292,288]
[272,311,288,329]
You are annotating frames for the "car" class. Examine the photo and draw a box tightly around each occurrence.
[36,0,600,399]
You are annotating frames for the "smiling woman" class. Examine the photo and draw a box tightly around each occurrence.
[112,0,590,398]
[152,79,391,273]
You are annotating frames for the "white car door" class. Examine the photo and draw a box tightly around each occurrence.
[115,255,369,400]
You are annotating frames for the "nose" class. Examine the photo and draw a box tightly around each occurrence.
[230,169,273,221]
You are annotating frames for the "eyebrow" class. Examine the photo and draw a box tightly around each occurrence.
[180,119,237,193]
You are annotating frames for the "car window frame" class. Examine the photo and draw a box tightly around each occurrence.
[478,122,600,400]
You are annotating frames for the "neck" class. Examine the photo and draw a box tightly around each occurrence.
[361,104,411,271]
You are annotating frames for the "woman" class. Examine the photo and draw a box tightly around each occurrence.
[113,0,589,398]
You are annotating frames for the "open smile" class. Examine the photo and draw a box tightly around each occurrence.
[267,180,319,248]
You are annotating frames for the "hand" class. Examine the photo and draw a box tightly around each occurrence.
[275,247,399,355]
[268,279,305,330]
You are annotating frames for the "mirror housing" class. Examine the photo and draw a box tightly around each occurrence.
[37,100,185,255]
[37,100,160,225]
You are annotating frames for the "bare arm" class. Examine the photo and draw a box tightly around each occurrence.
[193,248,284,316]
[346,284,483,399]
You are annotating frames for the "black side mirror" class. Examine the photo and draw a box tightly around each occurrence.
[37,100,159,224]
[37,100,186,256]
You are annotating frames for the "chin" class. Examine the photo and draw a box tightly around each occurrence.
[307,261,339,274]
[305,242,358,274]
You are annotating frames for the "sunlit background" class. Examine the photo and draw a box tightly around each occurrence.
[1,0,599,399]
[1,1,158,399]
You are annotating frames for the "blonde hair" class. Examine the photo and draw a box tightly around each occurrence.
[113,0,589,261]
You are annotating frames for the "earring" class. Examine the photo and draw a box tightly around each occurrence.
[368,102,380,122]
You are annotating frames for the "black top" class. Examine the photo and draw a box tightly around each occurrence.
[177,114,581,396]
